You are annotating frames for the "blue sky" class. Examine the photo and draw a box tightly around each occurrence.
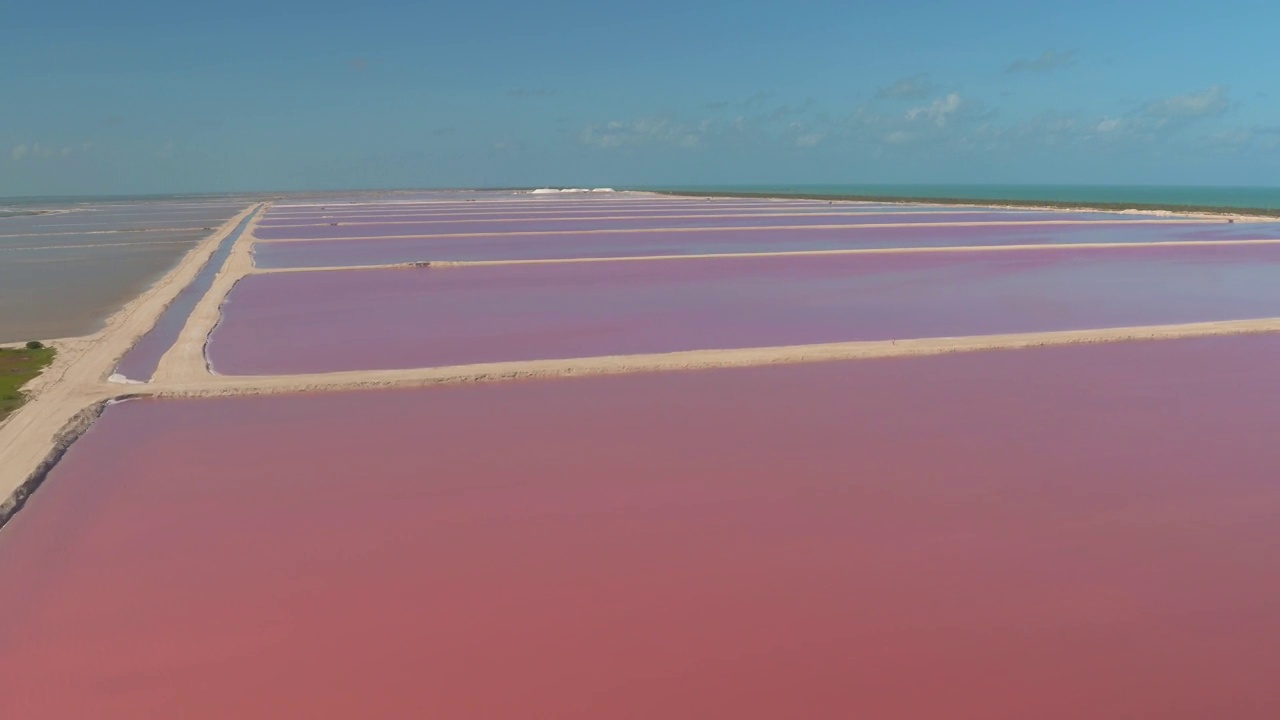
[4,0,1278,195]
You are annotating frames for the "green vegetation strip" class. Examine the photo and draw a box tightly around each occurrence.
[0,343,56,422]
[654,190,1280,219]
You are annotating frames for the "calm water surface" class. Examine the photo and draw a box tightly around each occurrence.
[0,198,254,341]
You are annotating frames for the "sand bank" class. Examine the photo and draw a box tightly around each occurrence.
[0,204,260,529]
[144,318,1280,399]
[149,210,266,385]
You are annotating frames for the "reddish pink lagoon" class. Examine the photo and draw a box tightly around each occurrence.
[259,198,887,219]
[257,200,853,226]
[6,336,1280,717]
[254,203,947,226]
[217,243,1280,374]
[252,212,1154,241]
[252,220,1269,269]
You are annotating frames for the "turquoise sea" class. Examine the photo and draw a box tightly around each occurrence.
[8,186,1280,213]
[650,185,1280,212]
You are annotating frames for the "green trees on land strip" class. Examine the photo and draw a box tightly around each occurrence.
[0,344,56,422]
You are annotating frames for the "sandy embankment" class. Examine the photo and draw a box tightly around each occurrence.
[136,317,1280,399]
[7,193,1280,532]
[0,203,261,527]
[150,209,267,385]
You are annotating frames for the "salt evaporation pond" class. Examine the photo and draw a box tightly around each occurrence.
[1,242,205,341]
[254,206,1095,230]
[252,218,1272,268]
[217,243,1280,374]
[260,198,842,218]
[5,336,1280,717]
[252,202,955,225]
[252,212,1163,241]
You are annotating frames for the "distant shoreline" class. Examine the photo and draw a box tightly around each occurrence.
[652,189,1280,220]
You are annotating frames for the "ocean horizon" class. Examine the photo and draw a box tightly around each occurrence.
[10,184,1280,219]
[647,184,1280,211]
[7,185,1280,214]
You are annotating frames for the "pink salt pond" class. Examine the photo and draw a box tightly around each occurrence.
[5,336,1280,718]
[256,200,854,226]
[252,219,1271,268]
[251,211,1150,241]
[215,243,1280,374]
[254,202,936,226]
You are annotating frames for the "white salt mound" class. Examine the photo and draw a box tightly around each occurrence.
[107,373,144,385]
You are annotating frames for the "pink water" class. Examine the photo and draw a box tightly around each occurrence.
[253,213,1156,241]
[253,219,1271,268]
[5,336,1280,717]
[254,204,944,226]
[216,243,1280,374]
[253,207,1103,230]
[260,198,848,217]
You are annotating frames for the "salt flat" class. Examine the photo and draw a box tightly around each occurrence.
[4,190,1280,719]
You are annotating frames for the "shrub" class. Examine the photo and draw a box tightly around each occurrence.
[25,341,44,350]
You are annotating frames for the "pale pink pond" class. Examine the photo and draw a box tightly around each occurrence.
[254,205,1005,226]
[253,212,1154,240]
[5,336,1280,717]
[258,201,852,225]
[217,244,1280,374]
[262,198,840,214]
[253,219,1270,268]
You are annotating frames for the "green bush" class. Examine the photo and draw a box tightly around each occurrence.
[25,340,43,350]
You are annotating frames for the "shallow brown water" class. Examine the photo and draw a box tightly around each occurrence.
[0,200,250,341]
[0,243,200,341]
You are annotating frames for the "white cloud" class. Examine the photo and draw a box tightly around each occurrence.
[11,142,81,161]
[795,132,823,147]
[580,117,703,149]
[485,138,532,158]
[581,84,1266,162]
[875,74,935,100]
[1197,126,1280,154]
[1143,85,1229,120]
[783,121,825,148]
[1084,86,1235,148]
[906,93,964,127]
[1096,118,1124,133]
